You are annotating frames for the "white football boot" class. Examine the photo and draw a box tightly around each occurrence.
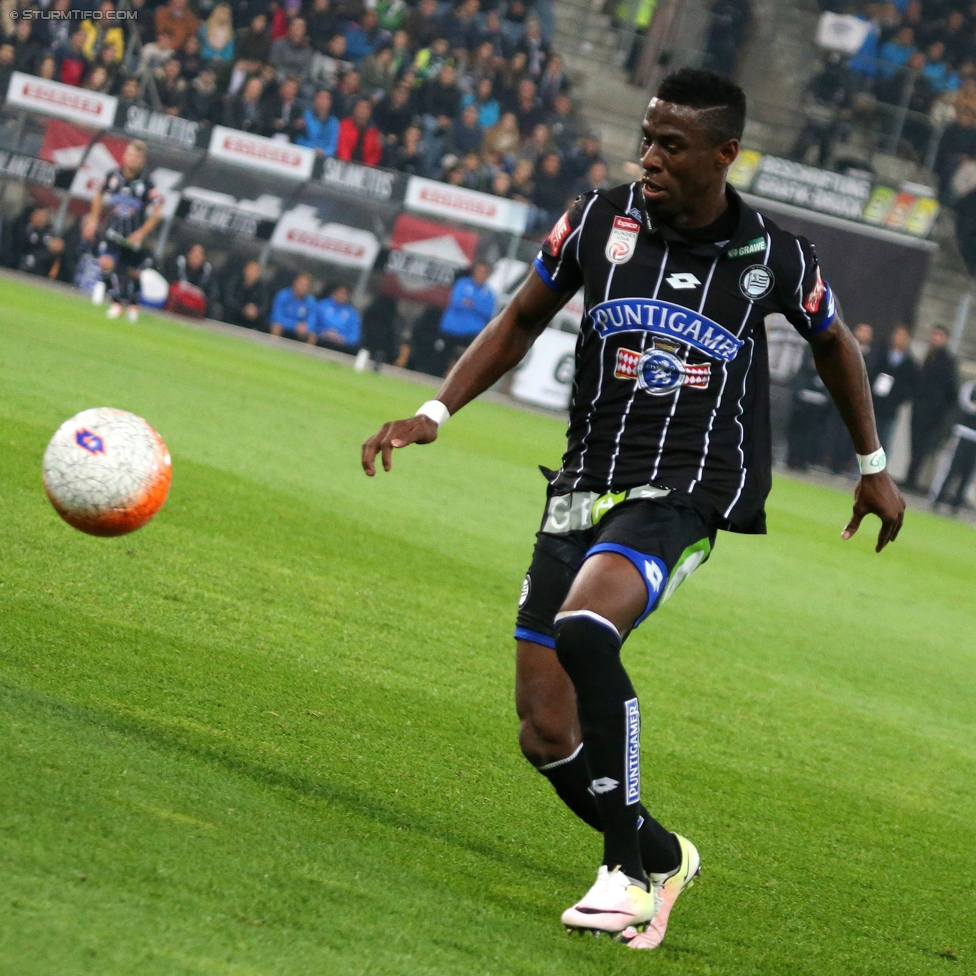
[561,865,661,936]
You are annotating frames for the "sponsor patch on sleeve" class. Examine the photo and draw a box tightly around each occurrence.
[803,266,826,314]
[546,211,572,256]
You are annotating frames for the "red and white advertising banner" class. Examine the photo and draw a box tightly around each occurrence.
[207,125,314,180]
[404,176,528,234]
[381,213,479,306]
[6,72,117,128]
[271,205,380,269]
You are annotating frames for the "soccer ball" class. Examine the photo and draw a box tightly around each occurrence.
[42,408,172,537]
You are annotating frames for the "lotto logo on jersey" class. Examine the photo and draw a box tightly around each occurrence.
[547,212,572,256]
[614,346,711,395]
[803,266,826,313]
[605,216,640,265]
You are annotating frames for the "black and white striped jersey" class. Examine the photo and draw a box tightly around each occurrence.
[100,169,159,240]
[534,183,836,534]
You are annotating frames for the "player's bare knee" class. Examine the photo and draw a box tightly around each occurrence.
[518,707,578,767]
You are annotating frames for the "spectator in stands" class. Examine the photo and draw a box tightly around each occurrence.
[224,260,270,330]
[271,17,314,80]
[307,0,340,54]
[116,76,147,117]
[0,44,14,96]
[186,66,222,124]
[481,112,519,158]
[36,55,57,82]
[438,262,495,368]
[360,294,403,367]
[200,5,236,63]
[332,69,364,119]
[83,65,113,94]
[703,0,752,80]
[157,57,188,116]
[935,107,976,197]
[517,17,550,79]
[270,273,317,339]
[572,159,610,196]
[878,51,937,155]
[413,37,454,83]
[58,30,88,86]
[790,52,856,167]
[509,158,535,202]
[179,33,206,80]
[345,10,389,63]
[463,77,501,129]
[447,104,484,157]
[11,205,64,278]
[564,131,606,181]
[297,88,339,156]
[872,324,917,453]
[879,26,916,78]
[548,92,582,151]
[156,0,201,53]
[267,76,306,142]
[404,0,441,53]
[314,283,361,349]
[514,79,546,137]
[374,83,415,144]
[538,54,570,108]
[312,33,354,88]
[442,0,480,60]
[904,324,959,492]
[420,63,463,136]
[532,151,568,229]
[80,0,125,64]
[385,123,432,175]
[139,31,177,75]
[936,10,973,67]
[236,14,272,64]
[223,75,268,133]
[336,98,383,165]
[360,46,399,97]
[166,243,217,315]
[11,19,43,74]
[496,52,530,112]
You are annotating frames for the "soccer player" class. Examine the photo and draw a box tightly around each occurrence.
[362,69,905,950]
[85,140,162,323]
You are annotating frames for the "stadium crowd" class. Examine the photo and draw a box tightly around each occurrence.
[0,0,609,231]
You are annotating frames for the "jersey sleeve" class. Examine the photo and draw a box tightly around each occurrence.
[774,235,836,340]
[533,193,589,294]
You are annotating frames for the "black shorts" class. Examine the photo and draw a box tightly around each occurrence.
[515,491,720,648]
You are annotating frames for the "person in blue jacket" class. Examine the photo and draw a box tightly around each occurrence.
[297,89,340,157]
[314,283,361,349]
[270,273,318,340]
[438,262,496,368]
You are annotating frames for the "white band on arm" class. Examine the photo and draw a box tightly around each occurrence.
[416,399,450,428]
[857,447,887,475]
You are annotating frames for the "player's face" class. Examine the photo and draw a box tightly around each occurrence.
[122,145,145,176]
[639,99,737,221]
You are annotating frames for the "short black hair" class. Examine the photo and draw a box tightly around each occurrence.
[655,68,746,144]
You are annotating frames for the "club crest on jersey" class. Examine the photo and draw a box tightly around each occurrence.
[605,216,640,265]
[589,298,744,362]
[739,264,775,300]
[547,211,572,256]
[614,343,711,395]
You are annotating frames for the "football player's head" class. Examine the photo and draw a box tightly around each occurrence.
[639,69,745,222]
[122,140,147,176]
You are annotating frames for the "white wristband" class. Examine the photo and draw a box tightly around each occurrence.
[416,399,450,427]
[857,447,887,475]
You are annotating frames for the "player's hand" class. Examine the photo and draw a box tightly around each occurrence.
[362,416,438,476]
[841,471,905,552]
[82,222,96,242]
[127,231,144,248]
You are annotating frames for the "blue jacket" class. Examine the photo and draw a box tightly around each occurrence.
[271,287,317,332]
[297,110,339,156]
[440,278,495,337]
[315,297,361,345]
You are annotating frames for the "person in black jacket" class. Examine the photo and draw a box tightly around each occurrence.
[12,205,64,278]
[932,378,976,511]
[223,260,271,330]
[786,345,831,471]
[871,325,917,453]
[904,324,959,491]
[222,75,269,134]
[166,243,219,315]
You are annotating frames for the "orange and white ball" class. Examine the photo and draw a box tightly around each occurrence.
[42,408,172,537]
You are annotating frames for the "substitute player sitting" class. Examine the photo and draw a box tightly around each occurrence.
[84,139,163,323]
[362,69,905,951]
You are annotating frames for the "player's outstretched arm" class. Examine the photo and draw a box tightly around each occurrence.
[808,318,906,552]
[362,271,569,476]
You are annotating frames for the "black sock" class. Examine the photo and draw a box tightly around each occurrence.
[554,611,647,886]
[538,743,681,874]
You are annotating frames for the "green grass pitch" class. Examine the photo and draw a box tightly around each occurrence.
[1,275,974,976]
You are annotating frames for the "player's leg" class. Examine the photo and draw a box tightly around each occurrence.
[515,533,683,873]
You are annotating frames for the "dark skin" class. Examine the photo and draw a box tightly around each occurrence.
[362,98,906,766]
